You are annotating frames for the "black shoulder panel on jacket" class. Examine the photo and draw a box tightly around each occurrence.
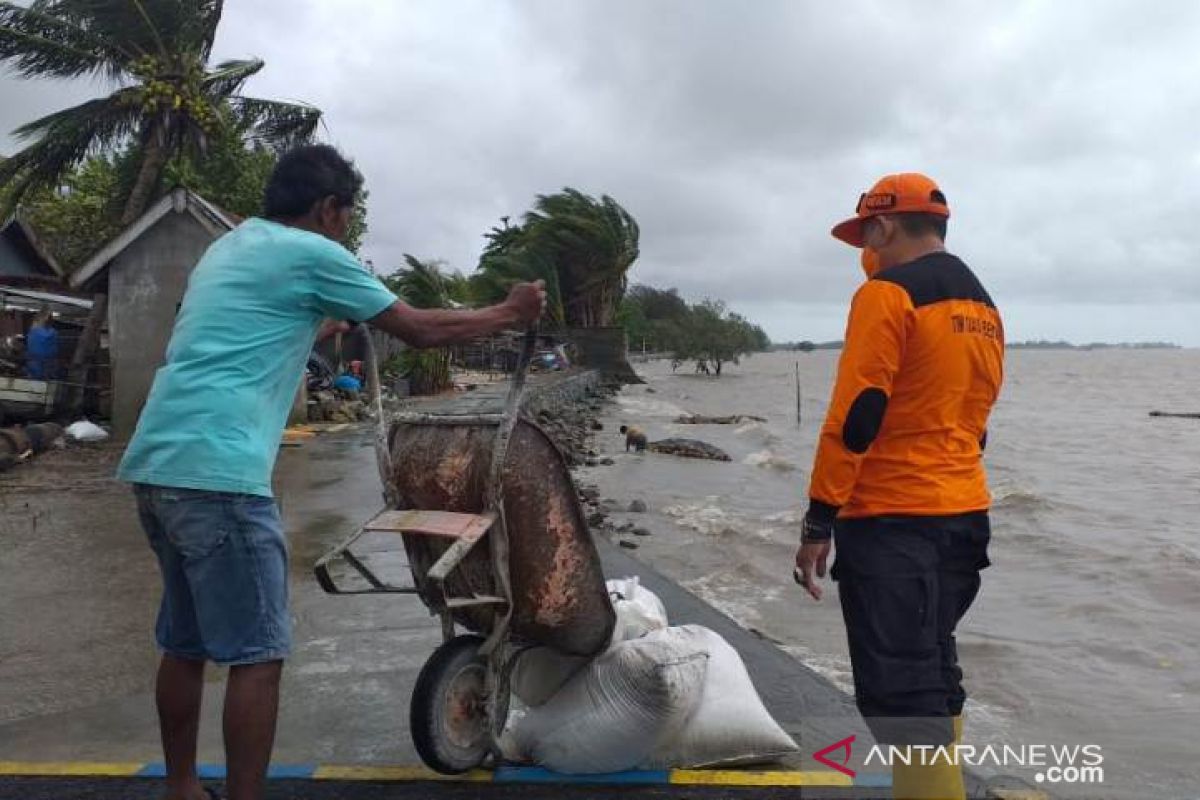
[873,252,995,309]
[843,387,889,454]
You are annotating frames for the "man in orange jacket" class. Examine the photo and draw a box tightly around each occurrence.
[795,174,1004,799]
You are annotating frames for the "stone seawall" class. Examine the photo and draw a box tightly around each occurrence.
[520,369,605,419]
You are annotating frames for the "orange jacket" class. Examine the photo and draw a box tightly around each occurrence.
[808,251,1004,522]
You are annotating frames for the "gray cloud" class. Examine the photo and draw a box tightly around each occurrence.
[4,0,1199,343]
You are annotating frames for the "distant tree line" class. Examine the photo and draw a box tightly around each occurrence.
[1008,340,1180,350]
[617,284,771,376]
[774,340,844,352]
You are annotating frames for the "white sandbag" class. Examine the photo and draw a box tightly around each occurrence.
[643,625,798,768]
[64,420,109,442]
[509,646,590,707]
[607,576,668,642]
[511,626,709,773]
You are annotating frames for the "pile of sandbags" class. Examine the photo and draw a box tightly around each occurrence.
[503,576,798,773]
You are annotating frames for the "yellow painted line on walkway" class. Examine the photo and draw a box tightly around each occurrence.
[0,761,145,777]
[670,769,854,787]
[312,765,491,782]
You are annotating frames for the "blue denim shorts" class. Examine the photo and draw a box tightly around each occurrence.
[134,484,291,665]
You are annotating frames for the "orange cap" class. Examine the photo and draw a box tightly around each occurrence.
[831,173,950,247]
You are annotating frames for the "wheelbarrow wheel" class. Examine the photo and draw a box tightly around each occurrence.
[411,634,495,774]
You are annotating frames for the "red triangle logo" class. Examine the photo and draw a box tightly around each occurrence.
[813,734,857,778]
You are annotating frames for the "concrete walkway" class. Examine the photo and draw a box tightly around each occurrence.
[0,373,1010,798]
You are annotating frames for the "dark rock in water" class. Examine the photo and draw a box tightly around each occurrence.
[579,487,600,503]
[586,458,599,467]
[648,438,732,462]
[628,499,648,513]
[632,526,652,537]
[587,449,597,457]
[600,458,615,466]
[591,421,604,431]
[645,387,657,394]
[619,539,639,550]
[617,522,634,532]
[675,414,768,425]
[586,512,606,528]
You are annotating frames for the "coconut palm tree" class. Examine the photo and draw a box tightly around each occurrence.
[0,0,321,224]
[475,188,638,328]
[383,254,469,395]
[473,221,567,326]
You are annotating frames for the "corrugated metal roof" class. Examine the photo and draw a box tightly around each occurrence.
[0,286,94,310]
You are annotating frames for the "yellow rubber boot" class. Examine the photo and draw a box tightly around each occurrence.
[891,717,966,800]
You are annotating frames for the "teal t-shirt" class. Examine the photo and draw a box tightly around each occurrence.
[118,218,397,497]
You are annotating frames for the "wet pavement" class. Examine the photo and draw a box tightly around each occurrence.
[0,380,1002,797]
[1,432,439,766]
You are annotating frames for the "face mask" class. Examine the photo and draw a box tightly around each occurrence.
[860,246,881,278]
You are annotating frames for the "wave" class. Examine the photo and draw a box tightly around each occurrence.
[742,449,798,471]
[615,395,690,419]
[1154,542,1200,568]
[761,507,805,525]
[733,422,783,448]
[683,564,783,625]
[661,498,743,537]
[992,489,1056,513]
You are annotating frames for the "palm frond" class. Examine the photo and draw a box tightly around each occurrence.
[394,254,452,309]
[0,1,125,79]
[0,89,142,213]
[32,0,163,60]
[202,57,263,99]
[159,0,223,60]
[475,245,566,326]
[227,96,320,150]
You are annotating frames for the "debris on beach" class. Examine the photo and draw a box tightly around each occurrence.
[0,423,65,472]
[648,438,732,462]
[65,420,109,442]
[675,414,767,425]
[308,390,369,423]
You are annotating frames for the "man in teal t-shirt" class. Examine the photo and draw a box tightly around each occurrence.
[121,145,545,800]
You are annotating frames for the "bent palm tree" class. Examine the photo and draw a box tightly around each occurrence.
[0,0,320,224]
[475,189,638,328]
[524,189,639,327]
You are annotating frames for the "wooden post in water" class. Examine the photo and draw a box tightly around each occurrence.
[795,362,802,426]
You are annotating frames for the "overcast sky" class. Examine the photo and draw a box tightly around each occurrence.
[3,0,1199,344]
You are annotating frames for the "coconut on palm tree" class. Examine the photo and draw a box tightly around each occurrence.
[0,0,321,225]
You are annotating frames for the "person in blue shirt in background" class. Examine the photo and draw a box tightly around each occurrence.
[25,308,59,380]
[119,145,545,800]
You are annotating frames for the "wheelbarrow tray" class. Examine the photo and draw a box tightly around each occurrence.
[387,413,614,657]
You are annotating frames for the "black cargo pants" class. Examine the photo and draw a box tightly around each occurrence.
[830,512,991,746]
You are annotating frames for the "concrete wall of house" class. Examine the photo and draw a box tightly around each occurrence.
[109,212,218,437]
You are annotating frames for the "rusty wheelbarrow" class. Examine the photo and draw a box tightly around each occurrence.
[314,329,615,773]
